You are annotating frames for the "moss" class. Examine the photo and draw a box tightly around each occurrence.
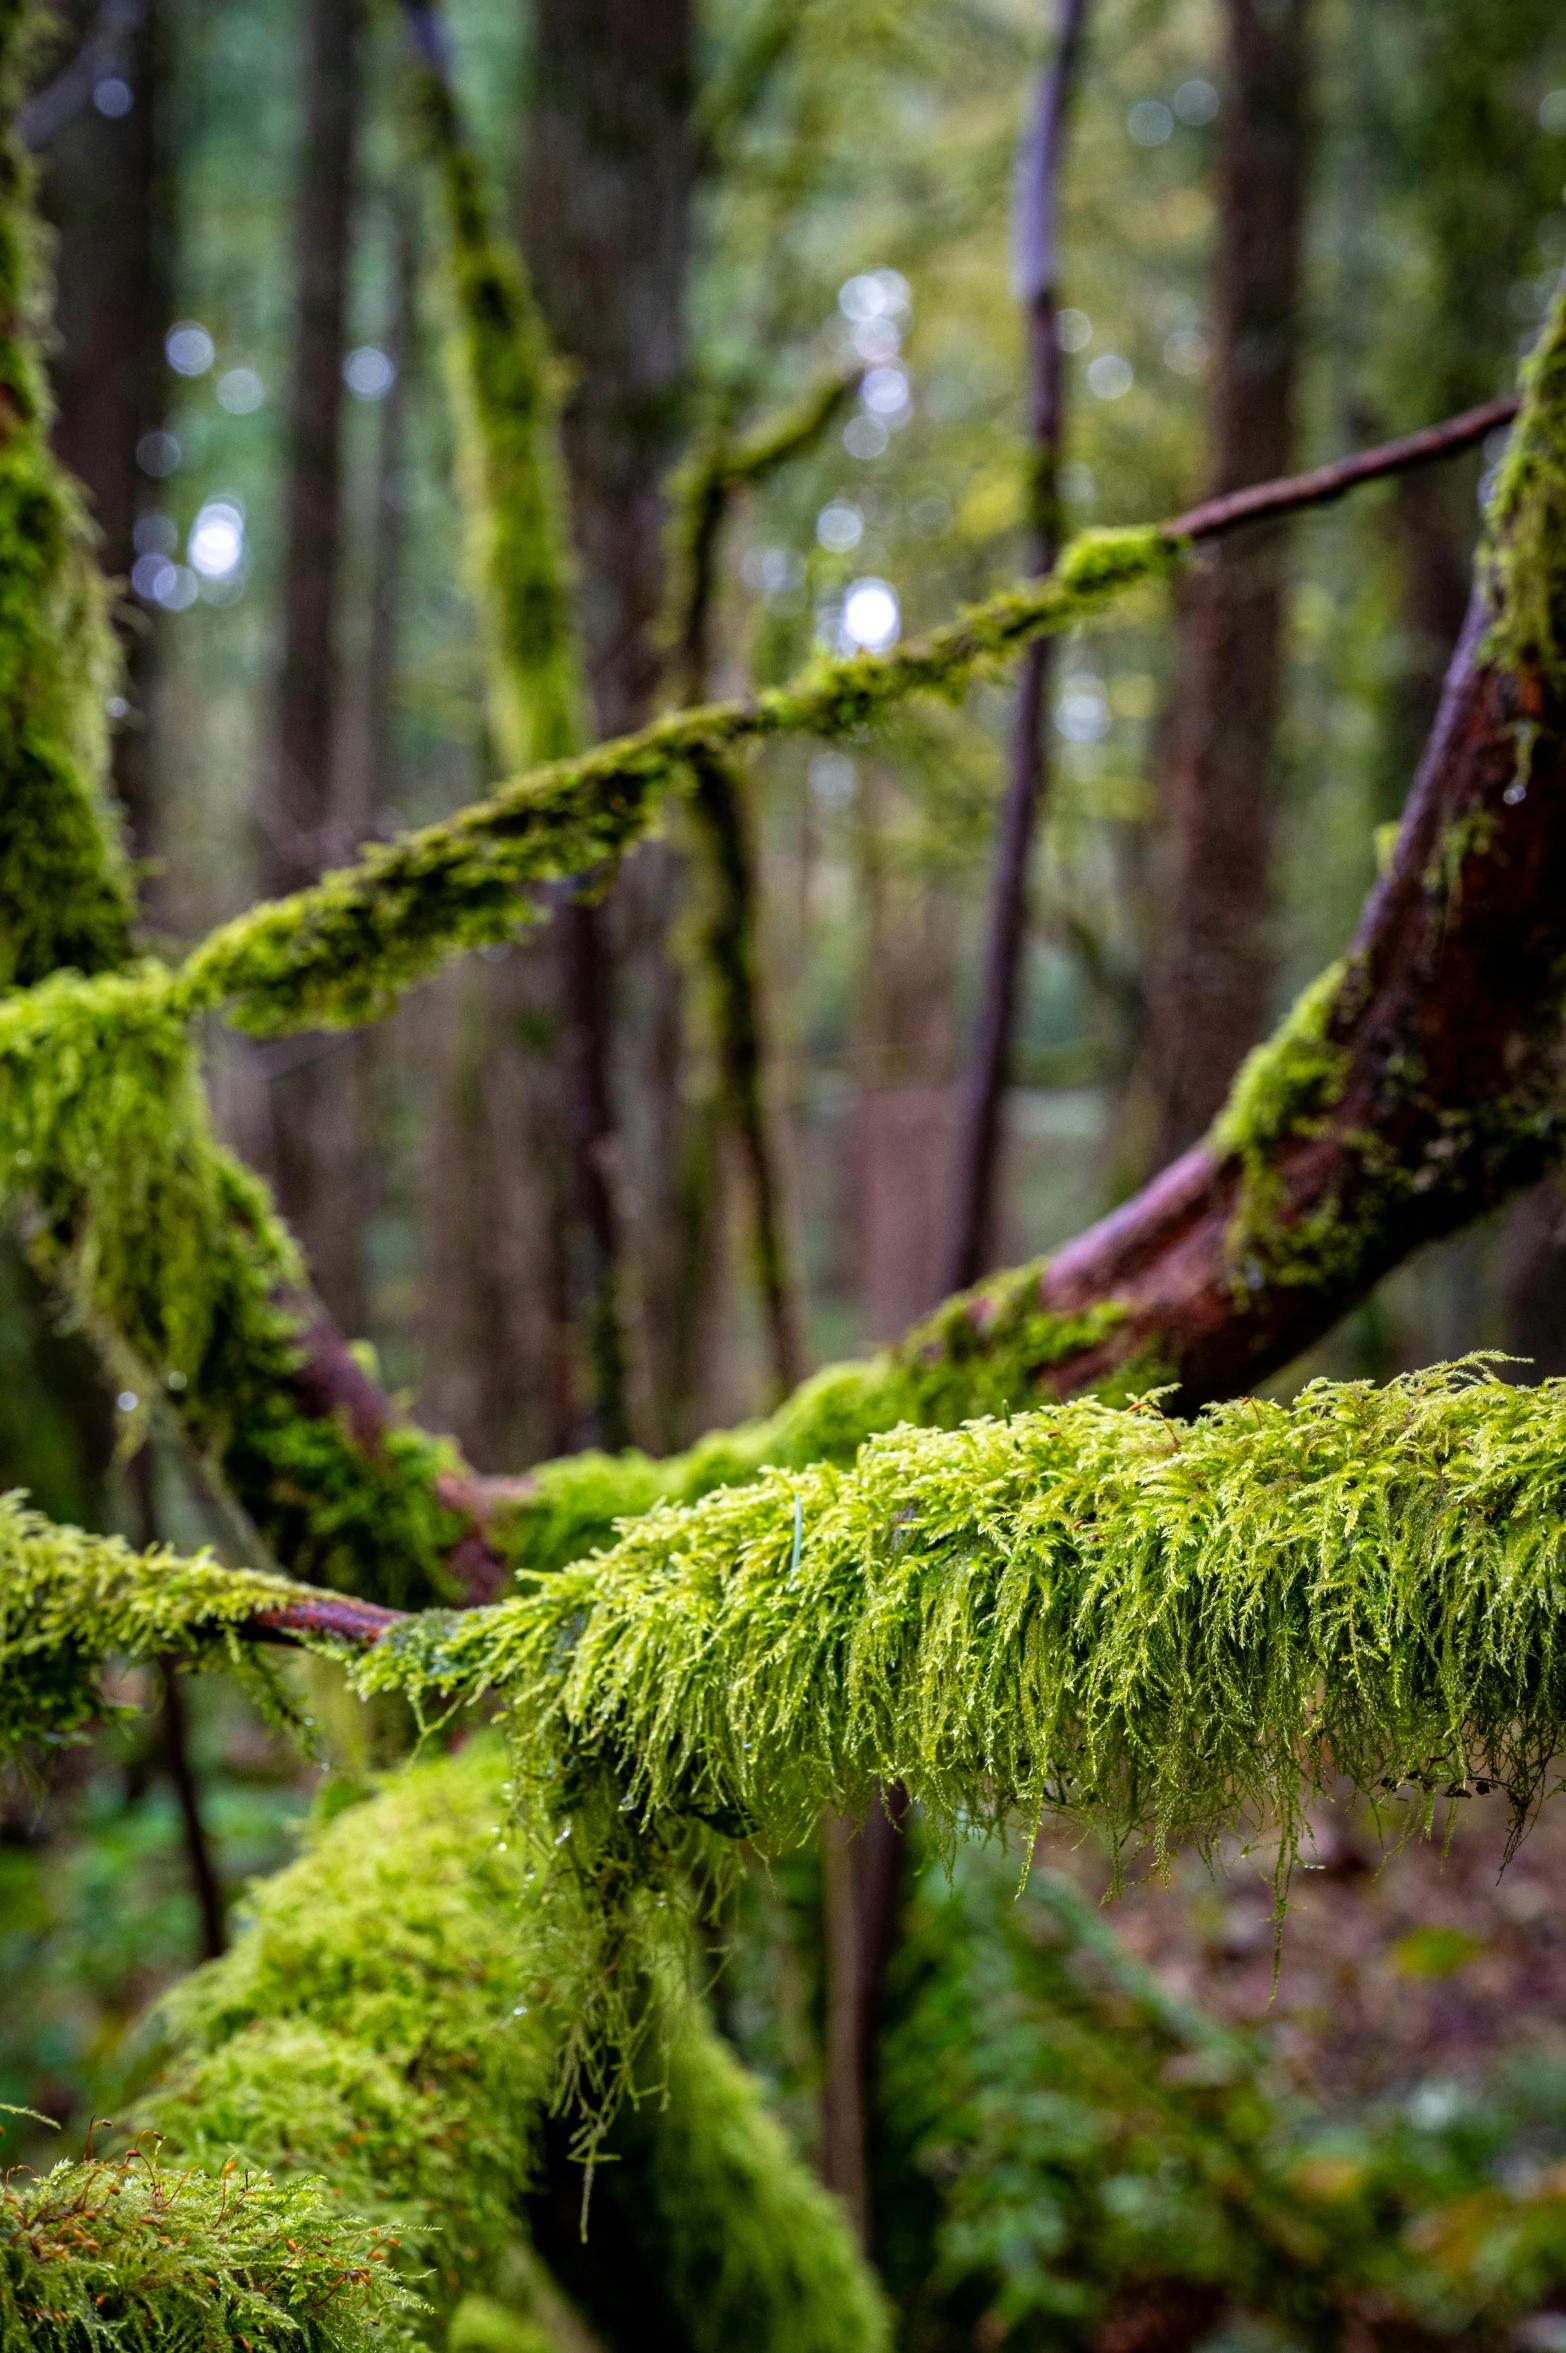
[138,1737,889,2353]
[0,1485,315,1763]
[1482,281,1566,684]
[0,967,471,1608]
[502,1268,1133,1574]
[412,52,583,771]
[1210,958,1364,1292]
[172,527,1175,1039]
[0,1,136,991]
[0,2143,424,2351]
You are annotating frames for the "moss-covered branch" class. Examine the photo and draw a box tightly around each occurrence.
[402,0,583,771]
[0,2142,425,2350]
[171,527,1172,1036]
[0,1484,397,1763]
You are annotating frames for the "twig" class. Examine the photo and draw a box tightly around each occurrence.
[1167,396,1517,543]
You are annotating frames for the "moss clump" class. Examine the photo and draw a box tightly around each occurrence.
[0,966,473,1608]
[1482,281,1566,684]
[1209,957,1363,1291]
[0,2144,423,2351]
[139,1737,889,2353]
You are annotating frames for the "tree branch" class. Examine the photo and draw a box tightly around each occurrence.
[1167,394,1517,543]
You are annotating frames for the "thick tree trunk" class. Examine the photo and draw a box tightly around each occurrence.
[256,0,366,1334]
[36,0,165,874]
[521,0,694,1449]
[1147,0,1314,1167]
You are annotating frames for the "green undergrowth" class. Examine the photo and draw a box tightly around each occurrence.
[0,2139,423,2351]
[136,1736,888,2353]
[880,1840,1566,2349]
[880,1844,1337,2345]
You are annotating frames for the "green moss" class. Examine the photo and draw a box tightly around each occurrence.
[0,1,136,991]
[138,1738,889,2353]
[0,2144,424,2351]
[1482,281,1566,683]
[1210,958,1365,1291]
[413,53,583,771]
[503,1268,1132,1574]
[172,527,1174,1039]
[0,967,471,1608]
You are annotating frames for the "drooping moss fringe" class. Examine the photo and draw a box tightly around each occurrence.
[0,2143,424,2351]
[409,19,584,770]
[0,1,136,990]
[138,1738,890,2353]
[171,526,1174,1036]
[0,968,474,1608]
[16,1362,1566,2014]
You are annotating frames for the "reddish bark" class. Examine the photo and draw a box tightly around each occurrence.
[1036,594,1566,1407]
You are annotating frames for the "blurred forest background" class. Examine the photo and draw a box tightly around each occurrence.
[13,0,1566,2339]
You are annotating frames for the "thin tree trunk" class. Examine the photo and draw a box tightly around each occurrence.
[521,0,694,1449]
[36,0,166,875]
[160,1657,226,1961]
[128,1442,225,1961]
[256,0,366,1333]
[1147,0,1314,1168]
[943,0,1089,1293]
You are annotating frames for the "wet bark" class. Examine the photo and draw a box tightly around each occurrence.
[1147,0,1314,1167]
